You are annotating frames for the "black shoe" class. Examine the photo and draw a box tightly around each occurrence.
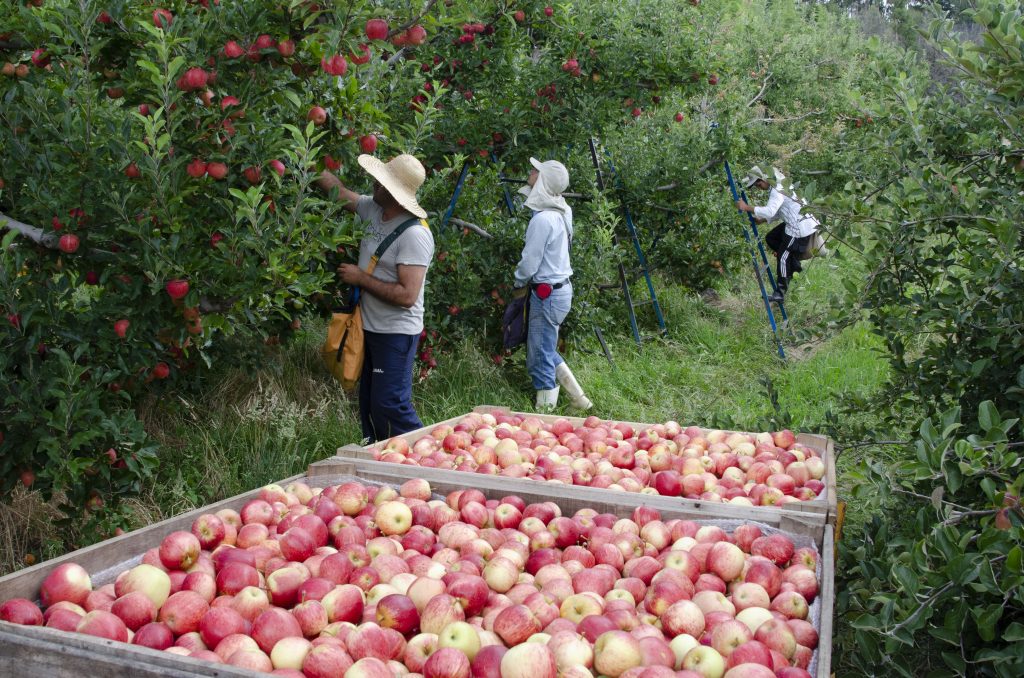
[767,291,785,304]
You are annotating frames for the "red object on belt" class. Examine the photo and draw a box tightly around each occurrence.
[534,283,553,299]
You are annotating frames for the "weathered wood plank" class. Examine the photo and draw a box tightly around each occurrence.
[0,623,261,677]
[816,525,836,678]
[311,457,827,541]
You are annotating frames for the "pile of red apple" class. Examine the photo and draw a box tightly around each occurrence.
[0,480,821,678]
[372,412,827,507]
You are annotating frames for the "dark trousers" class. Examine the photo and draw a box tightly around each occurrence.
[765,224,810,293]
[359,330,423,443]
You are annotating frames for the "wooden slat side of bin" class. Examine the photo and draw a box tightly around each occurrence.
[816,524,836,678]
[336,410,473,458]
[0,623,261,678]
[310,457,826,541]
[0,472,301,603]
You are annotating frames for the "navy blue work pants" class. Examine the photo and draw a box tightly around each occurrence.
[359,330,423,443]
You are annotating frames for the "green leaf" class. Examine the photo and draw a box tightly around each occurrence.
[849,613,881,630]
[894,565,919,596]
[1005,623,1024,642]
[979,400,999,432]
[975,603,1003,642]
[1008,546,1023,574]
[941,651,967,673]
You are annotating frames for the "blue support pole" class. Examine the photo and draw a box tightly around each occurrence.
[725,161,786,361]
[604,153,667,332]
[440,161,471,232]
[491,153,517,217]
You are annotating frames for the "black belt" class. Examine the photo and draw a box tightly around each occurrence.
[530,279,569,291]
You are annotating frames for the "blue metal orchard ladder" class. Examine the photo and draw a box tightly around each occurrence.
[589,138,668,347]
[724,160,787,360]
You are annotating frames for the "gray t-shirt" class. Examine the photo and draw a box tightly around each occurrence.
[355,196,434,335]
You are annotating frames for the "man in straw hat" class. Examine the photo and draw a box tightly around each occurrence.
[512,157,593,412]
[735,165,819,304]
[316,154,433,442]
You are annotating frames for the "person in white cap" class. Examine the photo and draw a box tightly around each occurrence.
[316,154,434,442]
[735,165,819,303]
[512,158,592,412]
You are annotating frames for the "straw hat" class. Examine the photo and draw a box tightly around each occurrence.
[357,153,427,219]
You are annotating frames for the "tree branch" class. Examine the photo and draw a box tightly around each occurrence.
[0,211,59,249]
[653,155,723,191]
[746,71,773,108]
[387,0,441,38]
[449,217,493,238]
[198,296,239,314]
[748,110,825,125]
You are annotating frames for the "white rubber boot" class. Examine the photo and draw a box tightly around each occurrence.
[556,363,593,410]
[535,386,560,412]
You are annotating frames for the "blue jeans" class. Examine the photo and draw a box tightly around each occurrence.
[526,285,571,390]
[359,330,424,443]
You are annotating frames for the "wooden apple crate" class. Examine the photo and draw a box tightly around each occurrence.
[337,404,840,533]
[307,457,835,678]
[0,461,834,678]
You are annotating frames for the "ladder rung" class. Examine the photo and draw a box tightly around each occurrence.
[631,299,654,307]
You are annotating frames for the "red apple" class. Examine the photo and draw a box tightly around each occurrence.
[251,607,304,654]
[40,563,92,607]
[752,619,796,659]
[110,591,157,631]
[377,593,420,635]
[158,591,208,635]
[751,535,794,566]
[133,622,174,650]
[0,598,43,626]
[725,639,773,669]
[302,644,354,677]
[424,646,471,678]
[493,604,540,646]
[77,610,129,642]
[308,106,328,125]
[366,19,389,41]
[321,584,365,623]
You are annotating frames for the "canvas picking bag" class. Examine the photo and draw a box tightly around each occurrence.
[322,217,426,389]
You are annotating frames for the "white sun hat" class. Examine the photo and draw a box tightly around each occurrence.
[741,165,769,188]
[522,157,571,217]
[357,153,427,219]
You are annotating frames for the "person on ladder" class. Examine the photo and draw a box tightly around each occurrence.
[735,166,819,304]
[511,158,593,412]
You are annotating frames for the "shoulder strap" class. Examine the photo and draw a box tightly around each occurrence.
[368,217,427,271]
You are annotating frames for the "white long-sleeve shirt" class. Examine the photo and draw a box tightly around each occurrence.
[753,187,818,238]
[514,210,574,287]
